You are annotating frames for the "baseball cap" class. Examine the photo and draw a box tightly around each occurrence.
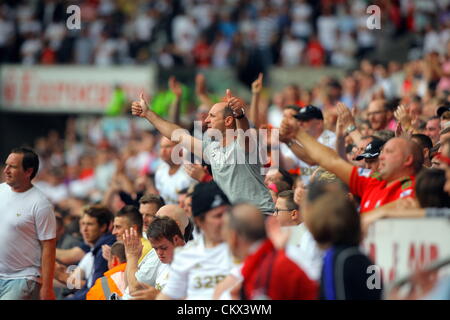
[355,138,385,161]
[437,104,450,117]
[293,105,323,121]
[191,181,230,217]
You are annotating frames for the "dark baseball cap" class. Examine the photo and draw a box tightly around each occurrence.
[191,181,230,217]
[294,105,323,121]
[355,138,385,161]
[437,105,450,117]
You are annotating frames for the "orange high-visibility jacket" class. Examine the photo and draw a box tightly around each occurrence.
[86,263,127,300]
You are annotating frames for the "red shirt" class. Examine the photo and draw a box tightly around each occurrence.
[349,167,415,214]
[241,239,318,300]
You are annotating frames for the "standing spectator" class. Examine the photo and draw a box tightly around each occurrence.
[131,91,275,214]
[305,192,382,300]
[292,125,423,213]
[0,147,56,300]
[224,203,317,300]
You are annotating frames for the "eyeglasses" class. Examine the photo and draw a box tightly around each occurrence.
[273,208,296,216]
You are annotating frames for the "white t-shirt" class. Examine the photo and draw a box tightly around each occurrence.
[0,183,56,280]
[162,236,235,300]
[78,251,95,287]
[285,224,323,281]
[154,162,195,204]
[122,249,170,300]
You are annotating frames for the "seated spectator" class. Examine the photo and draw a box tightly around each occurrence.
[122,204,189,300]
[156,182,235,300]
[86,241,127,300]
[103,205,151,265]
[54,205,115,300]
[138,193,165,236]
[123,216,186,300]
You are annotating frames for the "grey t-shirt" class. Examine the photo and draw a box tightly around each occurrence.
[202,136,274,213]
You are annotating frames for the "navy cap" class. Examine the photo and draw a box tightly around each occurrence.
[293,105,323,121]
[355,139,385,161]
[437,105,450,117]
[191,181,230,217]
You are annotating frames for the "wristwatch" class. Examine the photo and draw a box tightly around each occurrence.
[233,108,246,119]
[345,124,357,134]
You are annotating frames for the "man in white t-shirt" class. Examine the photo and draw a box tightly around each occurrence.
[280,105,336,185]
[154,136,196,204]
[0,147,56,300]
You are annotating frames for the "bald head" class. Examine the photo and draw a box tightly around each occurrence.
[227,203,266,243]
[156,204,189,235]
[378,137,424,181]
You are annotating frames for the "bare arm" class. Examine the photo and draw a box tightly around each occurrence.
[56,247,86,265]
[168,76,182,125]
[123,228,145,293]
[195,73,214,107]
[294,128,353,185]
[249,73,263,128]
[131,93,203,158]
[40,239,57,300]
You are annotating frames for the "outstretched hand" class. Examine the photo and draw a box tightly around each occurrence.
[336,102,355,132]
[131,93,150,118]
[123,227,143,259]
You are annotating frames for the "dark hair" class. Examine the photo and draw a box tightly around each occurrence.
[277,190,297,210]
[147,216,183,243]
[10,147,39,180]
[308,192,361,246]
[416,168,450,208]
[110,241,126,263]
[411,134,433,151]
[139,193,165,209]
[407,138,425,174]
[278,168,294,189]
[184,218,194,242]
[83,205,114,229]
[116,205,144,234]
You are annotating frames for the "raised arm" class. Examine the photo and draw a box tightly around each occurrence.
[249,73,263,128]
[131,93,203,159]
[168,76,182,125]
[294,127,353,185]
[336,102,362,147]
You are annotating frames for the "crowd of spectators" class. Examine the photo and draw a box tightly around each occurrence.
[1,0,449,72]
[2,0,450,302]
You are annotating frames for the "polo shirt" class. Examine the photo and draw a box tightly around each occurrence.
[349,167,415,214]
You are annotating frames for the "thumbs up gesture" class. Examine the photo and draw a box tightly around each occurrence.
[131,92,150,118]
[225,89,246,118]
